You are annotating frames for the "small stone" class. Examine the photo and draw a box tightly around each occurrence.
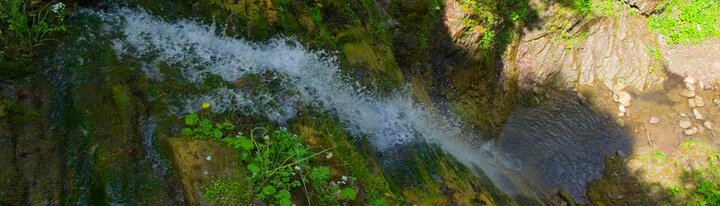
[619,112,626,117]
[689,98,697,107]
[680,112,688,118]
[203,170,209,175]
[617,91,632,107]
[684,76,696,90]
[695,96,705,107]
[619,104,627,113]
[649,116,660,124]
[684,126,698,135]
[679,89,696,98]
[693,108,703,120]
[679,120,692,129]
[577,92,587,101]
[714,98,720,106]
[704,121,713,129]
[617,119,626,127]
[628,159,644,170]
[206,156,212,161]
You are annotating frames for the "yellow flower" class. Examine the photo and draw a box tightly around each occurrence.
[202,102,210,109]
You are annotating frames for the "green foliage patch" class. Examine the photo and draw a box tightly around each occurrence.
[183,111,360,205]
[648,0,720,45]
[0,0,67,57]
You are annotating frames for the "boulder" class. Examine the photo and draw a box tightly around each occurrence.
[512,14,665,92]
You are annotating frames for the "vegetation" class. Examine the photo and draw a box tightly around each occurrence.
[0,0,66,57]
[203,179,251,206]
[648,0,720,45]
[665,149,720,205]
[183,107,361,205]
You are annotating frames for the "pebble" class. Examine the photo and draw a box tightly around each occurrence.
[704,121,713,130]
[617,91,632,107]
[617,119,626,127]
[714,98,720,106]
[679,89,696,98]
[679,120,692,129]
[649,116,660,124]
[628,159,643,169]
[619,105,627,113]
[618,112,626,118]
[689,98,697,107]
[684,76,696,90]
[684,126,698,135]
[693,108,704,120]
[695,96,705,107]
[206,156,212,161]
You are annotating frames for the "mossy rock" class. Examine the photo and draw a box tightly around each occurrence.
[163,138,248,205]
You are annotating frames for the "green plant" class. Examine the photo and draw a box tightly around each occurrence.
[0,0,67,57]
[648,0,720,45]
[181,105,235,139]
[224,127,358,205]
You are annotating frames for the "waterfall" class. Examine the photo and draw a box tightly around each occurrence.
[86,8,547,199]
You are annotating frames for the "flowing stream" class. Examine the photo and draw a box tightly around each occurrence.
[79,8,631,201]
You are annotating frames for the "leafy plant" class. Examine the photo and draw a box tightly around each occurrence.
[181,106,235,139]
[0,0,67,57]
[181,111,365,205]
[648,0,720,45]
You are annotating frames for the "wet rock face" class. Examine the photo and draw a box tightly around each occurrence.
[513,14,665,92]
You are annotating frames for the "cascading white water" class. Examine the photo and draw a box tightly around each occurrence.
[88,8,546,199]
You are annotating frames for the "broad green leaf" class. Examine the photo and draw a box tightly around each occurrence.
[238,138,254,151]
[275,189,291,199]
[262,185,276,195]
[212,130,222,139]
[181,128,194,136]
[278,198,292,206]
[339,188,357,200]
[247,163,260,174]
[184,113,198,126]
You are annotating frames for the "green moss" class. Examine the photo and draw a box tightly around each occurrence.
[202,179,251,206]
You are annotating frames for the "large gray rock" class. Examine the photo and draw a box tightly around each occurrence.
[511,15,665,92]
